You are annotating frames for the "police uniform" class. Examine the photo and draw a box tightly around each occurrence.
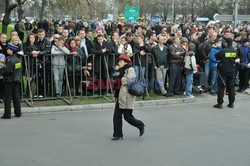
[1,44,22,119]
[214,38,238,109]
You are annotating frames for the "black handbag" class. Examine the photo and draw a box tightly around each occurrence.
[126,68,146,97]
[127,79,146,97]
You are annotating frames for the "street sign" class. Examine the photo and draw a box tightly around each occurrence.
[214,14,250,22]
[125,6,139,21]
[151,17,162,23]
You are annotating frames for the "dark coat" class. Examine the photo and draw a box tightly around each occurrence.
[2,54,22,83]
[23,43,39,77]
[168,44,186,66]
[132,42,151,66]
[35,38,51,70]
[91,41,112,72]
[216,47,238,74]
[151,44,169,68]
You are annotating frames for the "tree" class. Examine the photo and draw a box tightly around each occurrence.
[1,0,27,34]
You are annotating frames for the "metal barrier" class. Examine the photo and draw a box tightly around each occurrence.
[20,52,157,106]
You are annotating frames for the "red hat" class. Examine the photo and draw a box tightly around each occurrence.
[117,55,132,64]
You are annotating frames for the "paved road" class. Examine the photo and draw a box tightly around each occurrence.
[1,97,250,166]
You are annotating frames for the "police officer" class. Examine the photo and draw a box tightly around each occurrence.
[1,43,22,119]
[214,38,240,109]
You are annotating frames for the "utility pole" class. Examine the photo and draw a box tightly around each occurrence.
[172,0,175,22]
[234,0,239,29]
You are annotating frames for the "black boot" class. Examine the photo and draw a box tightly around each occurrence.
[227,103,234,108]
[139,126,145,137]
[111,137,123,141]
[214,104,223,109]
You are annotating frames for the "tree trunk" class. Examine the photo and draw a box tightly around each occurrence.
[17,5,24,22]
[39,0,47,20]
[2,0,17,34]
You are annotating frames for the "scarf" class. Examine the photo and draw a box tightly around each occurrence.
[114,64,132,98]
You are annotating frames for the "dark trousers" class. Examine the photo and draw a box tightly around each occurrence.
[217,73,235,105]
[168,65,182,95]
[38,69,51,96]
[239,68,250,90]
[0,79,4,99]
[3,82,22,118]
[113,101,144,137]
[68,75,81,95]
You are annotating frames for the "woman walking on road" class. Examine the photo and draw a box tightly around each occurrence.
[112,55,145,141]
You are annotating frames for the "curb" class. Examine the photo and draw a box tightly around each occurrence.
[0,97,197,115]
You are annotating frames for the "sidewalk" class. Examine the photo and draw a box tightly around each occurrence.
[0,89,249,115]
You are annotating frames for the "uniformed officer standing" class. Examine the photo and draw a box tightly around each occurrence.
[214,38,240,109]
[1,43,22,119]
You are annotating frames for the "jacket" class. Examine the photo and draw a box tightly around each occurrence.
[200,38,215,63]
[216,47,238,74]
[118,44,133,57]
[51,45,70,66]
[152,44,169,68]
[2,54,22,83]
[118,67,136,109]
[23,43,39,77]
[132,42,151,66]
[237,45,250,63]
[209,45,221,69]
[91,41,112,72]
[35,38,51,68]
[168,44,186,66]
[184,51,197,73]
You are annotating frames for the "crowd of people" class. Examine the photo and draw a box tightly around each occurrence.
[0,19,250,103]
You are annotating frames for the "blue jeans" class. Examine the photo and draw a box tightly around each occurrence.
[135,65,146,80]
[204,60,210,90]
[185,73,193,96]
[211,69,218,93]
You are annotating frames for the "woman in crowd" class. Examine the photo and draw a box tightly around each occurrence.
[118,36,133,57]
[23,33,40,97]
[67,38,84,96]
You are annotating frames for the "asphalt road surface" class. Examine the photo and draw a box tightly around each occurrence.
[1,97,250,166]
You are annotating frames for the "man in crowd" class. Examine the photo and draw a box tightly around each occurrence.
[0,33,8,56]
[35,29,52,98]
[152,35,169,95]
[78,29,92,59]
[91,35,111,95]
[167,37,186,97]
[200,31,217,91]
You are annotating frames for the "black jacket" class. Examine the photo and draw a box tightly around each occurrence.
[168,44,186,66]
[151,44,169,68]
[2,54,22,83]
[0,42,8,56]
[81,38,93,57]
[35,38,51,68]
[132,42,151,66]
[216,47,238,74]
[24,43,39,77]
[91,41,112,72]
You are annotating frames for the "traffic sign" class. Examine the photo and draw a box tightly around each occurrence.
[151,17,162,23]
[214,14,250,22]
[125,6,139,21]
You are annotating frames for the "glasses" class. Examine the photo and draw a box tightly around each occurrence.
[87,65,92,67]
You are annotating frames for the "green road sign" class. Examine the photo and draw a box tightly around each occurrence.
[125,6,139,21]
